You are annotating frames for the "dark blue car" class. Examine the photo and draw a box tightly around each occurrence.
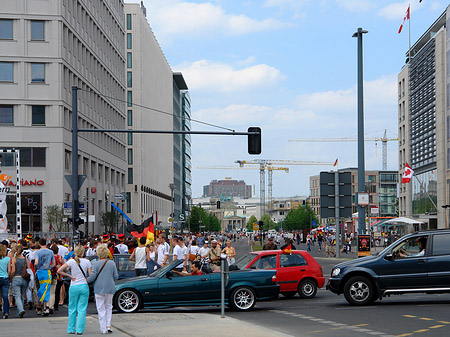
[327,230,450,305]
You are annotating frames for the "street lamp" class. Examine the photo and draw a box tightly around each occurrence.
[186,195,191,233]
[169,183,175,253]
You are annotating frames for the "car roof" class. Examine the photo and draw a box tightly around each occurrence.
[251,250,307,255]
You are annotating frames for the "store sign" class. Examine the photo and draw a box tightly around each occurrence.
[358,234,371,257]
[3,179,45,187]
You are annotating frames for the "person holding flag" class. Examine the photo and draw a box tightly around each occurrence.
[34,238,55,317]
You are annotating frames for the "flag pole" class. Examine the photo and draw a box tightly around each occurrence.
[408,3,411,62]
[412,174,438,211]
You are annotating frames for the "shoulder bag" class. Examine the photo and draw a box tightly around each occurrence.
[21,259,31,281]
[91,260,108,284]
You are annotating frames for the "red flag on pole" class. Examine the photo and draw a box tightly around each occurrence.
[402,162,414,183]
[398,5,410,34]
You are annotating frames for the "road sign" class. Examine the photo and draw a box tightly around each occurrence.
[312,220,317,227]
[64,209,72,216]
[64,202,72,209]
[114,193,124,200]
[179,213,185,221]
[253,223,259,230]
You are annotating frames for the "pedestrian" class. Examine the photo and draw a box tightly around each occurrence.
[10,244,29,318]
[49,244,63,313]
[58,245,92,335]
[317,233,323,252]
[306,234,312,252]
[207,240,222,272]
[129,237,147,276]
[116,234,128,254]
[87,245,118,334]
[34,238,55,316]
[156,234,169,267]
[0,243,11,319]
[222,240,236,266]
[263,237,277,250]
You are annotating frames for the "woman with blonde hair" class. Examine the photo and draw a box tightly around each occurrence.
[10,244,29,318]
[0,243,11,319]
[58,245,91,335]
[87,245,118,334]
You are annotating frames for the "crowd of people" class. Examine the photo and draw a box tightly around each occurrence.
[0,231,239,334]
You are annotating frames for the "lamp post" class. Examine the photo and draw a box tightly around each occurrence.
[187,195,191,233]
[169,183,175,253]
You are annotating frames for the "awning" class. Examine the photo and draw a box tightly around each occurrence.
[382,217,425,225]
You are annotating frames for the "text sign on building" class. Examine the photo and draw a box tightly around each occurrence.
[319,171,352,219]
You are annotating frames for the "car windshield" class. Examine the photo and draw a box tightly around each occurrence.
[234,253,257,270]
[149,260,183,277]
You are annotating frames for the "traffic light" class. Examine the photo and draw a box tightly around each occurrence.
[302,200,306,207]
[216,200,221,209]
[248,127,261,155]
[73,217,84,229]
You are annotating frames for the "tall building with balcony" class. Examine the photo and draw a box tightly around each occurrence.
[124,3,175,226]
[398,6,449,228]
[0,0,127,234]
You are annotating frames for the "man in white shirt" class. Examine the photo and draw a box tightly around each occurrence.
[116,234,128,254]
[85,239,98,257]
[157,234,169,267]
[57,239,69,260]
[198,241,210,261]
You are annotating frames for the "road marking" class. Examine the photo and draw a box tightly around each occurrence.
[402,315,417,318]
[413,329,429,333]
[354,324,370,327]
[330,327,345,330]
[428,325,445,329]
[418,318,433,321]
[438,321,450,324]
[397,333,414,336]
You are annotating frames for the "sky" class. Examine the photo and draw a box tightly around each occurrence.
[126,0,449,199]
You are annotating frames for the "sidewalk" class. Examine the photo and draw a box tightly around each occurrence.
[0,312,296,337]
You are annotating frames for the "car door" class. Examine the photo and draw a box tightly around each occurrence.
[277,253,307,292]
[378,235,429,289]
[156,272,211,303]
[426,233,450,288]
[115,255,135,279]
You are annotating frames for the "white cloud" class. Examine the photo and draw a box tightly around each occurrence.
[173,60,284,92]
[263,0,309,9]
[377,1,424,21]
[142,0,288,38]
[335,0,375,12]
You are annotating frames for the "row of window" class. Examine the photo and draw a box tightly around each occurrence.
[0,19,45,40]
[0,105,45,125]
[1,148,46,167]
[0,62,45,83]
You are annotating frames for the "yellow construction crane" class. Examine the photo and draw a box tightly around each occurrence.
[235,159,333,215]
[289,129,398,170]
[196,165,289,209]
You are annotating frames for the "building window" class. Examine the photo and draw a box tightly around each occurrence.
[32,106,45,125]
[127,110,132,126]
[0,62,13,82]
[126,192,131,213]
[127,91,132,107]
[98,164,103,180]
[65,150,71,170]
[128,149,133,165]
[31,20,45,40]
[127,52,132,68]
[0,19,13,39]
[20,147,46,167]
[126,14,132,30]
[127,71,132,88]
[0,105,13,124]
[91,161,96,178]
[128,168,133,184]
[127,33,132,49]
[127,132,133,145]
[31,63,45,83]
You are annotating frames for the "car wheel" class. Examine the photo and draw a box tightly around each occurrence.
[115,289,141,313]
[298,279,317,299]
[281,291,297,298]
[230,287,256,311]
[343,276,376,306]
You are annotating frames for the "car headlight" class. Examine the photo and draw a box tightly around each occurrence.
[331,268,341,277]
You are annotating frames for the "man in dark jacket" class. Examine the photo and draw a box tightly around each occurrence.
[263,237,277,250]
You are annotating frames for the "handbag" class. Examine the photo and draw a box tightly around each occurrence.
[21,259,30,281]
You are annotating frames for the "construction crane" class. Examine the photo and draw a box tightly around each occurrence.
[196,165,289,210]
[235,159,333,216]
[289,129,398,170]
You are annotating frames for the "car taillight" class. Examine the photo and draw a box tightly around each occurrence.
[272,275,277,282]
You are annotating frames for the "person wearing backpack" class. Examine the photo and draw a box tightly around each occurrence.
[87,245,118,334]
[10,244,29,318]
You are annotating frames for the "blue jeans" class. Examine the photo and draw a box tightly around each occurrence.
[0,277,10,315]
[12,276,28,315]
[67,284,89,334]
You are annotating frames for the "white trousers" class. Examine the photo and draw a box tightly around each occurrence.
[95,293,114,333]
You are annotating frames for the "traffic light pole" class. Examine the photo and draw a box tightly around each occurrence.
[72,86,80,246]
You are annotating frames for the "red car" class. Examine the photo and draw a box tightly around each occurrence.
[234,250,325,298]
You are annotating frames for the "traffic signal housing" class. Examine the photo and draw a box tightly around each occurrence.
[248,127,261,155]
[216,200,221,209]
[74,217,84,229]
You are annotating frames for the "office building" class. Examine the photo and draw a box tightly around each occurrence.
[203,178,252,199]
[398,6,449,228]
[0,0,127,235]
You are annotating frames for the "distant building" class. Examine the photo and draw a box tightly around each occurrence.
[203,179,251,199]
[398,6,449,229]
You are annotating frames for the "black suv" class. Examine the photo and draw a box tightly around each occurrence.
[327,229,450,305]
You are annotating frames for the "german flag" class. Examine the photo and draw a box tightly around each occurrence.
[281,242,296,254]
[127,216,154,244]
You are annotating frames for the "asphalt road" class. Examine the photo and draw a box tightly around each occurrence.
[10,238,450,337]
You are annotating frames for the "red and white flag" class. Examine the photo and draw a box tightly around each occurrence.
[398,5,410,34]
[402,162,414,183]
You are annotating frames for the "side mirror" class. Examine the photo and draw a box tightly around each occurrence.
[166,271,173,279]
[385,253,393,260]
[250,265,257,269]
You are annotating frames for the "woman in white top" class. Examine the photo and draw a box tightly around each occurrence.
[129,237,147,276]
[57,245,92,335]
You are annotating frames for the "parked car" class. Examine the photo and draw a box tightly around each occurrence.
[113,260,279,312]
[233,250,325,298]
[87,254,136,279]
[327,229,450,305]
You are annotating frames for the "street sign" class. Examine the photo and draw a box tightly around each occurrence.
[114,193,124,200]
[64,202,72,209]
[253,223,259,230]
[320,171,352,218]
[179,213,185,221]
[312,220,316,227]
[64,209,71,216]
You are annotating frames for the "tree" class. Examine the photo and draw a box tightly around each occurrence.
[188,206,210,233]
[260,214,275,231]
[44,204,64,232]
[101,210,121,233]
[283,205,318,231]
[246,215,258,231]
[207,213,221,232]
